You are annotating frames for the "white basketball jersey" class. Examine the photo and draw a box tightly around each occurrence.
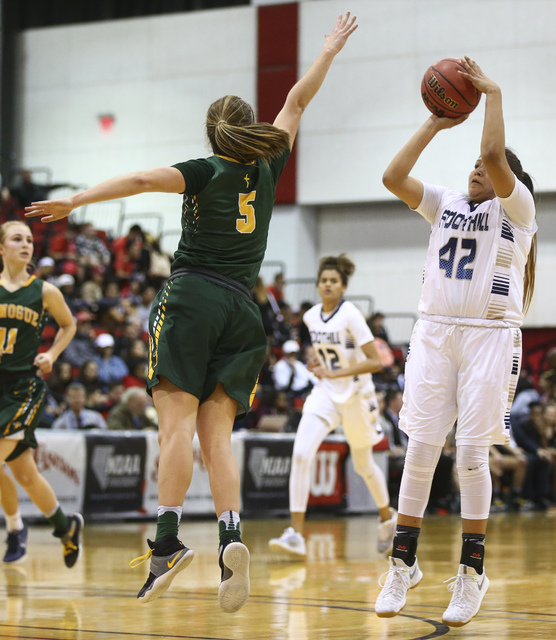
[415,178,536,326]
[303,300,375,403]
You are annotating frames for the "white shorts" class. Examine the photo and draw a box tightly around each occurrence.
[399,317,520,447]
[302,384,383,449]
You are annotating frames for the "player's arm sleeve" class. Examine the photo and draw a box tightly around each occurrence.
[171,159,215,195]
[413,182,447,225]
[498,178,536,230]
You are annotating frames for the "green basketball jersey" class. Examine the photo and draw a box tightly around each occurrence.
[0,275,46,373]
[172,149,290,289]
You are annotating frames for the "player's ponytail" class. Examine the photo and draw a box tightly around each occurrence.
[317,254,355,286]
[206,96,290,164]
[505,148,536,314]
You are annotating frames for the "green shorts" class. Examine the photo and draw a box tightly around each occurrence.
[0,375,45,462]
[147,274,267,417]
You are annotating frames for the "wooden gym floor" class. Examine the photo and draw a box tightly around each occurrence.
[0,510,554,640]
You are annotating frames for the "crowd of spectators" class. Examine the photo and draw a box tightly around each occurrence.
[2,177,554,511]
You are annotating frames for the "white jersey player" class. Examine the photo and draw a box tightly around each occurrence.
[269,255,397,559]
[375,57,537,627]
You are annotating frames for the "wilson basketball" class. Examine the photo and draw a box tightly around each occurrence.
[421,58,481,118]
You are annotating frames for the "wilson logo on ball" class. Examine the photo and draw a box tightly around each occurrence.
[425,74,459,110]
[421,58,481,118]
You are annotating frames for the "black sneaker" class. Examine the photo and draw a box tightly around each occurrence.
[218,538,250,613]
[54,513,84,568]
[3,521,28,564]
[131,535,194,604]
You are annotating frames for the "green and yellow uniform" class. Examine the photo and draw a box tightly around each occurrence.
[148,150,290,415]
[0,275,47,460]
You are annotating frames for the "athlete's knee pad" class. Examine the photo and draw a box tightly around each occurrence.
[398,439,443,518]
[456,444,491,520]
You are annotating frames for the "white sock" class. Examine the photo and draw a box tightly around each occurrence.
[43,502,60,519]
[5,511,24,533]
[218,510,240,531]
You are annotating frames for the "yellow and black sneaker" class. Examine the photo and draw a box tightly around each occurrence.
[130,535,194,603]
[218,538,250,614]
[55,514,84,568]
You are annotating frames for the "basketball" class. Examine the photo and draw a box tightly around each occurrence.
[421,58,481,118]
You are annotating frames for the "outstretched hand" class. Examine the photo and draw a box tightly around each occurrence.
[324,12,358,55]
[25,198,75,223]
[458,56,500,95]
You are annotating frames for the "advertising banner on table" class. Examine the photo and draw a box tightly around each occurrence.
[143,432,245,516]
[307,439,349,508]
[15,431,86,518]
[83,433,146,513]
[242,434,348,513]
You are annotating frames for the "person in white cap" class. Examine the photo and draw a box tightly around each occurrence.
[272,340,317,400]
[93,333,128,386]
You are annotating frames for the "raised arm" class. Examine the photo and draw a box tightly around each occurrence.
[382,114,467,209]
[273,12,358,148]
[458,56,515,199]
[25,167,185,223]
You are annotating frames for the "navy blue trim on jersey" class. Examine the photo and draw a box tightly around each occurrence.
[319,299,345,323]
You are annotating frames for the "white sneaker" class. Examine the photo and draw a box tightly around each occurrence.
[374,556,423,618]
[442,564,489,627]
[268,527,307,558]
[376,508,397,554]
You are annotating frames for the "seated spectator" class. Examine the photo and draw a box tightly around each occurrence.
[35,256,56,282]
[75,222,111,270]
[489,440,529,511]
[123,359,149,388]
[272,340,316,403]
[77,359,108,407]
[46,360,75,404]
[55,273,81,315]
[94,333,129,386]
[63,310,98,368]
[145,235,171,285]
[107,387,157,430]
[296,301,314,349]
[267,272,285,303]
[135,285,157,334]
[255,389,292,433]
[97,280,128,332]
[114,317,144,360]
[113,223,144,257]
[113,236,142,282]
[124,338,148,369]
[92,381,126,418]
[512,401,553,509]
[47,222,79,264]
[511,370,541,425]
[253,276,281,337]
[81,265,106,306]
[51,382,107,430]
[368,312,391,345]
[381,388,406,509]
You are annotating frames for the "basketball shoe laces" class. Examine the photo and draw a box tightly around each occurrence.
[378,564,412,600]
[444,572,480,615]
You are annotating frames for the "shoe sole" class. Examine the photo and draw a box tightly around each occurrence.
[375,572,423,618]
[138,549,195,604]
[441,575,489,627]
[3,551,28,565]
[218,542,250,613]
[268,540,306,558]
